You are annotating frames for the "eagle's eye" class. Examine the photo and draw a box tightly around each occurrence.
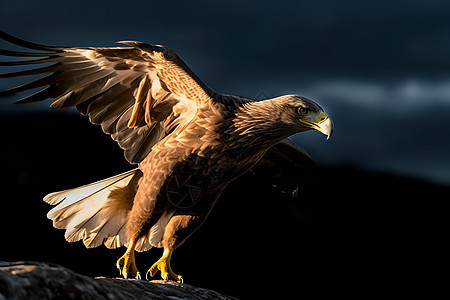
[297,107,308,115]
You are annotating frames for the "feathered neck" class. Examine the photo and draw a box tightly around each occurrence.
[230,98,294,149]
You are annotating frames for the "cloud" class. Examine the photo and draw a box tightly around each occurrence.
[293,77,450,184]
[304,77,450,113]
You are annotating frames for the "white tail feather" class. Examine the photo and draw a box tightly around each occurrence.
[45,168,173,251]
[44,169,138,206]
[45,169,138,249]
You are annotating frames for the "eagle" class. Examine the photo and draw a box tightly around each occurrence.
[0,31,333,282]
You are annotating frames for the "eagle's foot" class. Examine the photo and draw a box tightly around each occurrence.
[146,249,183,283]
[116,244,141,279]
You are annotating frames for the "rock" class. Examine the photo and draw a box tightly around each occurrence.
[0,261,237,300]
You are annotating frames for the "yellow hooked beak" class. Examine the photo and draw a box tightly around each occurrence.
[299,112,334,140]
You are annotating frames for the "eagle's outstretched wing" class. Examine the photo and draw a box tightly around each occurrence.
[0,30,214,163]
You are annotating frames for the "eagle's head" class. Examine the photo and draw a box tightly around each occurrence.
[268,95,334,140]
[235,94,333,144]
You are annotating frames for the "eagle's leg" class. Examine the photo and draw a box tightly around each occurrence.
[147,248,182,283]
[116,239,141,279]
[146,214,199,282]
[147,208,215,282]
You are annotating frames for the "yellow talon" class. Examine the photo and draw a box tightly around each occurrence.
[147,249,183,282]
[116,240,141,279]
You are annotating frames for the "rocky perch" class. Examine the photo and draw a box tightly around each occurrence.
[0,261,237,300]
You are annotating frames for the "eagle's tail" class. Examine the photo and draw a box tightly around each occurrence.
[44,169,142,250]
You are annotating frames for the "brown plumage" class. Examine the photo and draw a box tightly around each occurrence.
[0,31,333,281]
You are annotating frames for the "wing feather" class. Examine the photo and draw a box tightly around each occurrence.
[12,87,54,104]
[0,31,216,164]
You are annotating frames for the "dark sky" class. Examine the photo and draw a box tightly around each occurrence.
[1,0,450,183]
